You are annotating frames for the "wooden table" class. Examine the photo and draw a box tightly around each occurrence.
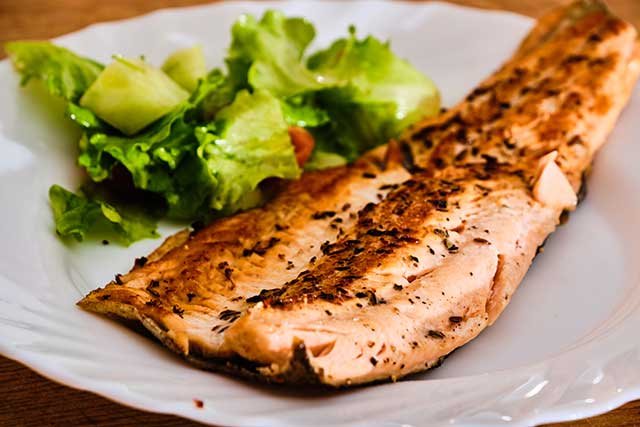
[1,1,639,426]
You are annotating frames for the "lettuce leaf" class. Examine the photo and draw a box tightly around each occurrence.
[281,94,330,128]
[78,80,298,219]
[226,10,323,97]
[308,28,440,160]
[77,70,233,219]
[225,13,440,161]
[197,89,300,211]
[49,185,158,245]
[5,41,104,103]
[10,12,441,246]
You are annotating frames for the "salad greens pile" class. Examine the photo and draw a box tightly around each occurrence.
[6,10,440,245]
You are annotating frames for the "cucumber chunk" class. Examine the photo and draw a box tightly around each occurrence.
[162,45,207,92]
[80,57,189,135]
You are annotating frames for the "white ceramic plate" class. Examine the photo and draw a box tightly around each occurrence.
[1,1,639,426]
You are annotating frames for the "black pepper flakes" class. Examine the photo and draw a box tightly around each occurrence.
[368,291,378,305]
[428,330,445,339]
[134,256,148,268]
[588,33,603,43]
[433,228,448,238]
[319,292,335,302]
[428,199,448,211]
[455,149,468,162]
[466,86,491,101]
[366,229,384,236]
[568,135,583,146]
[246,295,261,303]
[473,237,491,245]
[503,138,516,149]
[172,305,185,318]
[481,154,498,171]
[370,357,378,366]
[564,54,589,64]
[443,238,459,253]
[449,316,463,323]
[114,274,124,285]
[146,281,160,297]
[379,183,399,191]
[219,309,241,321]
[312,210,336,220]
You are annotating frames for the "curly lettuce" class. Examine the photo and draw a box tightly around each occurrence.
[7,10,440,245]
[307,28,441,161]
[197,89,300,211]
[226,12,440,162]
[78,73,298,219]
[49,185,158,245]
[5,41,104,103]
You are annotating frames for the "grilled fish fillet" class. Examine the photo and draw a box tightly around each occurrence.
[80,0,640,386]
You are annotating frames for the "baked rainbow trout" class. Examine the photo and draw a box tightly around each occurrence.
[80,1,640,386]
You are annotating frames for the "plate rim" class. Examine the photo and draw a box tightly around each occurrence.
[1,1,639,426]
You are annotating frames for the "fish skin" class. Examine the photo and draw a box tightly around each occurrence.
[79,0,640,386]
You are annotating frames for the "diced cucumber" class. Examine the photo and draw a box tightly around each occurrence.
[162,45,207,93]
[79,57,189,135]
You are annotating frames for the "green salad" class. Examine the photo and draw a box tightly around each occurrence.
[6,11,440,245]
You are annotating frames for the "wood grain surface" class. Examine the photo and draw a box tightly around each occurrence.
[1,1,639,426]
